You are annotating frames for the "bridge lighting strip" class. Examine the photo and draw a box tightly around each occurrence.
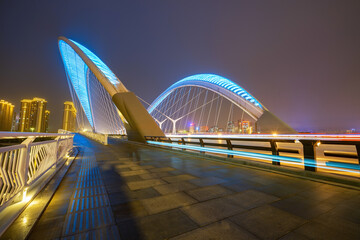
[166,134,360,141]
[147,141,360,174]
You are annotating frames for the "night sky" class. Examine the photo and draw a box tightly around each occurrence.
[0,0,359,132]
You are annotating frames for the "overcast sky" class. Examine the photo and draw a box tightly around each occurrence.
[0,0,359,132]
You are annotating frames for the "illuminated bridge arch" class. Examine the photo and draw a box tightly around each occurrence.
[58,36,164,141]
[148,74,296,134]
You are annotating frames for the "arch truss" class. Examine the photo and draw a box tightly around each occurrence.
[148,74,296,134]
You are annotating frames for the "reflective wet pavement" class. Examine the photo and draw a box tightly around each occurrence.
[28,134,360,239]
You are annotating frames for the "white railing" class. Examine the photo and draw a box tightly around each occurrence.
[147,134,360,178]
[81,131,108,145]
[0,132,74,207]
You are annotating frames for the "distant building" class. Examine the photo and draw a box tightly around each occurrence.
[241,121,250,134]
[209,126,219,133]
[189,123,195,134]
[200,126,209,132]
[19,97,48,132]
[62,101,77,132]
[226,121,235,133]
[44,110,50,132]
[0,100,15,131]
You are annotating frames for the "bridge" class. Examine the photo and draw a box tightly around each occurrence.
[0,37,359,239]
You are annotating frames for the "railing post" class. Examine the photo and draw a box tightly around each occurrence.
[299,140,317,171]
[226,139,233,158]
[181,138,186,151]
[20,137,35,186]
[199,138,205,154]
[270,140,280,165]
[355,144,360,165]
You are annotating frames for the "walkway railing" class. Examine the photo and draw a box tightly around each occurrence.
[0,132,74,208]
[80,131,108,145]
[145,134,360,178]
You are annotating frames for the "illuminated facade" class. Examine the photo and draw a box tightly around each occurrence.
[0,100,15,131]
[62,101,77,132]
[19,97,49,132]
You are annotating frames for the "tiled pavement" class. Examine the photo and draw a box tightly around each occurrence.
[28,134,360,239]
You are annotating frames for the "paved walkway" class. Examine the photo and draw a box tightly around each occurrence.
[29,134,360,239]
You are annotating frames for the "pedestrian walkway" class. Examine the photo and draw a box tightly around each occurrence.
[28,134,360,239]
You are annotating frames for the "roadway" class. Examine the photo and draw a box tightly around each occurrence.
[27,134,360,239]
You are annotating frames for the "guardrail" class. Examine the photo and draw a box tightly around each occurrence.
[145,134,360,178]
[80,131,108,145]
[0,132,74,208]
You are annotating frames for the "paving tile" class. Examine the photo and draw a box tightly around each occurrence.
[271,196,334,220]
[127,179,166,190]
[139,171,173,180]
[27,216,64,240]
[186,185,233,201]
[170,220,257,240]
[117,209,198,240]
[294,221,357,240]
[120,169,150,176]
[138,173,160,180]
[225,190,280,209]
[333,204,360,224]
[141,192,197,214]
[182,197,245,226]
[254,182,304,198]
[313,209,360,237]
[230,205,306,240]
[221,181,253,192]
[189,176,228,187]
[163,174,197,183]
[108,187,160,205]
[279,232,310,240]
[113,200,148,223]
[154,181,197,195]
[116,164,138,169]
[130,165,154,170]
[149,167,176,173]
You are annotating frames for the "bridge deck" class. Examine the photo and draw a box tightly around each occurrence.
[27,134,360,239]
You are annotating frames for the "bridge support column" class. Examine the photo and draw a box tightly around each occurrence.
[112,92,165,142]
[300,140,317,172]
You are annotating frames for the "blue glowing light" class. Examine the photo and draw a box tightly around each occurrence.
[148,74,263,114]
[70,40,120,86]
[147,141,360,174]
[59,38,123,127]
[59,40,94,126]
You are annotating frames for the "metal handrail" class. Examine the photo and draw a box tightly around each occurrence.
[0,133,74,208]
[145,135,360,176]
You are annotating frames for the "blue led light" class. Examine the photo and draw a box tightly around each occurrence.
[59,40,94,126]
[148,74,263,114]
[70,40,120,86]
[147,141,360,174]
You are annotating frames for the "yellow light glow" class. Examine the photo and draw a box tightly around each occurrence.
[22,187,31,202]
[316,141,321,146]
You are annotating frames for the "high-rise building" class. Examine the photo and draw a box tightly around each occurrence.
[0,100,15,131]
[62,101,77,132]
[19,97,48,132]
[44,110,50,133]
